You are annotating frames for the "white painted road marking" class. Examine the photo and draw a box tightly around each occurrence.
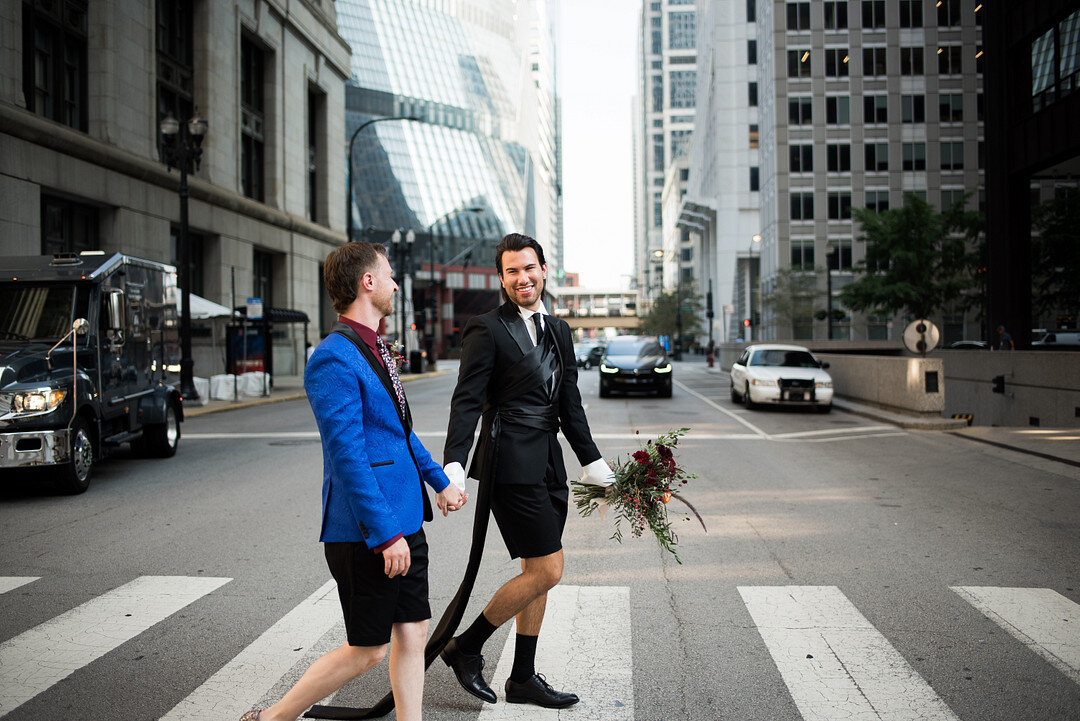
[481,585,633,720]
[952,586,1080,685]
[0,578,39,595]
[739,586,960,721]
[186,428,901,443]
[0,575,230,716]
[161,580,341,720]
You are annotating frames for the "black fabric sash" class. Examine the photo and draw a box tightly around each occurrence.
[305,330,558,719]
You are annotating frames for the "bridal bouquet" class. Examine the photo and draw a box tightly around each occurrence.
[572,428,705,564]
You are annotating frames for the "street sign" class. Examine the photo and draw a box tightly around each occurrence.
[246,297,263,320]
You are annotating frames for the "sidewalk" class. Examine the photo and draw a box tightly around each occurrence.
[184,366,454,418]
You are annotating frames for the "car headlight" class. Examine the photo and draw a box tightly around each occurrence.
[11,388,67,414]
[750,378,778,387]
[599,363,619,374]
[815,380,833,388]
[653,363,672,373]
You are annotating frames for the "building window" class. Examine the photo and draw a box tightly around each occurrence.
[790,144,813,173]
[241,35,266,202]
[749,124,759,149]
[653,199,663,228]
[826,96,850,124]
[40,193,98,255]
[825,48,850,77]
[652,74,663,112]
[253,249,275,306]
[824,2,848,30]
[789,96,812,124]
[307,87,325,223]
[865,190,890,212]
[791,192,814,220]
[863,47,887,76]
[787,2,811,31]
[750,166,760,191]
[941,189,966,210]
[669,11,696,50]
[939,93,963,122]
[938,45,963,75]
[170,228,205,296]
[941,141,964,170]
[978,141,985,169]
[902,142,926,171]
[900,46,924,75]
[653,134,664,172]
[827,240,853,270]
[791,239,815,270]
[651,26,662,55]
[899,0,922,27]
[671,129,692,159]
[749,81,758,106]
[863,94,887,123]
[827,144,851,172]
[828,192,853,220]
[937,0,961,27]
[747,0,756,23]
[748,39,757,65]
[865,142,888,171]
[862,1,885,29]
[669,70,696,109]
[788,49,812,78]
[22,0,89,131]
[901,94,925,123]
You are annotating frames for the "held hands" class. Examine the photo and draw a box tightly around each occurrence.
[437,482,468,516]
[383,536,411,578]
[580,457,616,487]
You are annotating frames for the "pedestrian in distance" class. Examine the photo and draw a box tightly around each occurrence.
[241,241,467,721]
[440,232,616,709]
[995,325,1014,350]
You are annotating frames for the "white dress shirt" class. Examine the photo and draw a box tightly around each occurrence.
[518,303,550,347]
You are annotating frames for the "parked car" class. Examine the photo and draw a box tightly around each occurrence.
[598,336,672,398]
[573,341,605,369]
[729,344,833,412]
[1032,330,1080,348]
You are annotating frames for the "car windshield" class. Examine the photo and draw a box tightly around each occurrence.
[606,338,662,357]
[749,349,820,368]
[0,283,77,342]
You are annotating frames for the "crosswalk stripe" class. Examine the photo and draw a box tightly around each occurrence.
[0,575,230,716]
[0,578,39,596]
[952,586,1080,685]
[160,580,341,720]
[739,586,960,721]
[481,585,633,719]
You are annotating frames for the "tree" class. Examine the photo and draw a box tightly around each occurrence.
[840,193,984,319]
[639,285,704,341]
[762,267,822,338]
[1031,191,1080,322]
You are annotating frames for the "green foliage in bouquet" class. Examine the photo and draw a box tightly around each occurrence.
[572,428,705,564]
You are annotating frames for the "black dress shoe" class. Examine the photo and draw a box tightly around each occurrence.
[441,637,497,704]
[504,673,580,708]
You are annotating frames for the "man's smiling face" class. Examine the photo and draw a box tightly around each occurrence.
[498,248,546,311]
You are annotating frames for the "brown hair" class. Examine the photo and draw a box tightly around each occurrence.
[323,242,386,314]
[494,233,546,274]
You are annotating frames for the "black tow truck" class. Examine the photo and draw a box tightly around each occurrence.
[0,252,183,493]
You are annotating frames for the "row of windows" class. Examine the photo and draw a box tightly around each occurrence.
[787,0,975,32]
[788,187,973,222]
[789,93,979,125]
[788,45,979,79]
[787,141,973,173]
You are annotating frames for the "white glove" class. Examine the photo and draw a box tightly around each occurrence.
[580,458,616,487]
[443,462,467,492]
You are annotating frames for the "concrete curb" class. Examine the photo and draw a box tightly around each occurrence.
[184,369,454,418]
[831,398,970,430]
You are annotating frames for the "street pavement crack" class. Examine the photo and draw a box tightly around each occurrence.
[745,515,795,579]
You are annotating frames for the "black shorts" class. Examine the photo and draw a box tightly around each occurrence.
[490,469,568,560]
[323,529,430,647]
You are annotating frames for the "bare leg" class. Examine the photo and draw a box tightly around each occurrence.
[260,643,387,721]
[388,620,429,721]
[482,550,563,628]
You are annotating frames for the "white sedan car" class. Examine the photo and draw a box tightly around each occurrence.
[729,344,834,412]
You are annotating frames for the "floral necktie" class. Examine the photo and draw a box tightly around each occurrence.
[375,337,407,416]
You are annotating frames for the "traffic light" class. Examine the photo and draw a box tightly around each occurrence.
[992,375,1005,393]
[743,318,750,327]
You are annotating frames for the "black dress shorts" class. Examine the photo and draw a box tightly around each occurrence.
[323,528,430,647]
[490,466,568,560]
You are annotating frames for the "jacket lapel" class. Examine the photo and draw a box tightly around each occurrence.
[497,301,533,356]
[331,322,410,430]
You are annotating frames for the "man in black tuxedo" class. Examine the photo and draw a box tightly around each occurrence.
[440,233,615,708]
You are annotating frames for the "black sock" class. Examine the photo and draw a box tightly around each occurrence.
[509,633,538,682]
[457,612,498,655]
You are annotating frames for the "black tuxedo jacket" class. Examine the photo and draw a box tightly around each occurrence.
[444,301,601,487]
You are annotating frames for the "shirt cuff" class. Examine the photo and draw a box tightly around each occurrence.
[372,533,404,554]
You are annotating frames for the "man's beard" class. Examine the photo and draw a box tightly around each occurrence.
[377,293,395,317]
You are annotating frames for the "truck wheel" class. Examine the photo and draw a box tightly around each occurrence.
[58,416,94,495]
[142,399,181,458]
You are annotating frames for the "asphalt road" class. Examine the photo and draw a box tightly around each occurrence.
[2,359,1079,720]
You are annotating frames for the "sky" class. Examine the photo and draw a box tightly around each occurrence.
[558,1,639,290]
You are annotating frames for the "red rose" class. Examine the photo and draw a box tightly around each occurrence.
[633,450,650,463]
[657,444,673,460]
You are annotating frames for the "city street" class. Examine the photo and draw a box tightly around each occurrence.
[2,360,1079,721]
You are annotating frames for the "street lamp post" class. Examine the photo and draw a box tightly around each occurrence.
[749,234,761,341]
[425,206,483,368]
[346,116,419,243]
[825,245,837,340]
[390,228,415,361]
[160,110,208,403]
